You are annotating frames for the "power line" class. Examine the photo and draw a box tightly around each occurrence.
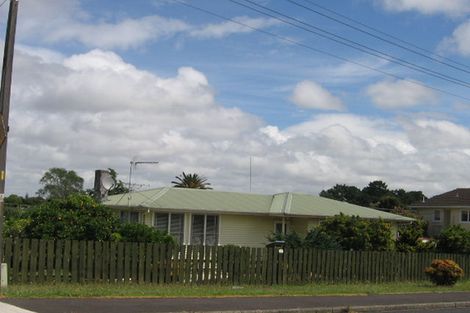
[230,0,470,89]
[174,0,470,102]
[299,0,470,72]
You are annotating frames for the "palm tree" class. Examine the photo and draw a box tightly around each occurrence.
[171,172,213,189]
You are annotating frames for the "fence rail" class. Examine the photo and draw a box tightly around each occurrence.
[2,238,470,284]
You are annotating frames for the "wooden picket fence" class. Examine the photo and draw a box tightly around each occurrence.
[2,238,470,285]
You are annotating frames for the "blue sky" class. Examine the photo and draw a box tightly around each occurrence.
[2,0,470,196]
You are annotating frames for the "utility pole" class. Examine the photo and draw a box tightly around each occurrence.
[0,0,19,287]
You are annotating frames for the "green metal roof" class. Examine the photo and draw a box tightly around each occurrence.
[103,187,413,222]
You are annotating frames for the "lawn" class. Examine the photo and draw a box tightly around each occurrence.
[2,281,470,298]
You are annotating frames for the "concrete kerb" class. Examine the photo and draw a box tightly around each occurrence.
[170,301,470,313]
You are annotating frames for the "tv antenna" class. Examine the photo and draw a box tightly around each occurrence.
[127,160,159,203]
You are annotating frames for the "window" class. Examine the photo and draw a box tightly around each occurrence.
[461,210,470,223]
[154,213,185,243]
[120,211,140,224]
[191,214,219,246]
[433,210,441,222]
[274,221,288,234]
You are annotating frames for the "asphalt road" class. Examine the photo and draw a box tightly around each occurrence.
[391,309,470,313]
[3,292,470,313]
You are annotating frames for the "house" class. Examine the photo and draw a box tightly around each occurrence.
[103,187,413,248]
[410,188,470,236]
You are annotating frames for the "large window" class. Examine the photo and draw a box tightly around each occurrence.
[461,210,470,223]
[191,214,219,246]
[120,211,140,224]
[433,210,441,222]
[154,213,185,243]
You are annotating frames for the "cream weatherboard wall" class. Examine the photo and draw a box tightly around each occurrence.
[218,214,275,248]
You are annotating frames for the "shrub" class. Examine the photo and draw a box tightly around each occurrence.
[396,220,430,252]
[21,194,118,241]
[424,259,464,286]
[116,223,175,244]
[317,214,394,251]
[267,231,304,248]
[304,228,341,250]
[437,225,470,253]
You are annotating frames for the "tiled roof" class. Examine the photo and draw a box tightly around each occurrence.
[411,188,470,207]
[104,187,413,222]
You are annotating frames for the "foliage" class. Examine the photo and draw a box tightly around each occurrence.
[107,168,129,195]
[376,195,401,211]
[3,217,31,238]
[362,180,389,204]
[425,259,464,286]
[18,194,118,241]
[171,172,212,189]
[319,184,368,206]
[304,228,341,250]
[37,168,84,199]
[267,231,304,248]
[437,225,470,254]
[396,221,428,252]
[317,214,393,251]
[320,181,426,210]
[116,223,175,244]
[393,208,430,252]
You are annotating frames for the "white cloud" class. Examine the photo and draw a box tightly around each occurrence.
[290,81,345,111]
[377,0,470,16]
[189,16,279,39]
[366,79,436,109]
[13,0,279,49]
[7,47,470,198]
[439,20,470,56]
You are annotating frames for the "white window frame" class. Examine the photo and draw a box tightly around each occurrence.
[153,212,185,243]
[461,210,470,223]
[273,220,289,234]
[432,209,442,223]
[190,214,219,246]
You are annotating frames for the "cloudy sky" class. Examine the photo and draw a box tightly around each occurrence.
[2,0,470,197]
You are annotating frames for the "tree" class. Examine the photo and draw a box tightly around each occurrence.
[377,195,401,211]
[362,180,390,205]
[319,184,368,206]
[171,172,212,189]
[37,168,84,199]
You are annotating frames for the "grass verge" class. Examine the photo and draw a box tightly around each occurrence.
[2,281,470,298]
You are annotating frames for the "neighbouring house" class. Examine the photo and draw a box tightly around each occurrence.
[410,188,470,236]
[103,187,413,248]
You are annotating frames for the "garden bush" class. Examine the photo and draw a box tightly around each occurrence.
[437,225,470,253]
[424,259,464,286]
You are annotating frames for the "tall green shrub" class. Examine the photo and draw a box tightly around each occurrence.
[317,213,393,251]
[437,225,470,254]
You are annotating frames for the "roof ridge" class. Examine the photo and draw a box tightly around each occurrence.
[284,192,293,215]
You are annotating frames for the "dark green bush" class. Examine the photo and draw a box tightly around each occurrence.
[304,228,341,250]
[437,225,470,253]
[116,223,175,244]
[425,259,464,286]
[20,194,118,241]
[317,213,393,251]
[267,231,304,248]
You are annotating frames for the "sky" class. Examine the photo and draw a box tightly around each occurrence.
[1,0,470,197]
